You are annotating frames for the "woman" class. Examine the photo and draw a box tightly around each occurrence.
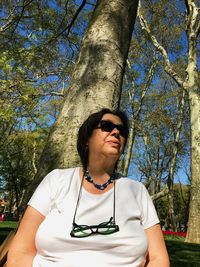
[7,108,169,267]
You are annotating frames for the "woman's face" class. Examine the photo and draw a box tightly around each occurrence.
[87,113,126,162]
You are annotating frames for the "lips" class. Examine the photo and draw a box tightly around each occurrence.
[107,140,120,146]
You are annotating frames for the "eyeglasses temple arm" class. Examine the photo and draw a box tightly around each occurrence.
[113,180,116,224]
[72,172,84,224]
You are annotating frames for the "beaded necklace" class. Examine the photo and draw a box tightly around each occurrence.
[83,168,116,190]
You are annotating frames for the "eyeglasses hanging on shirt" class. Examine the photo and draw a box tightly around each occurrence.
[70,174,119,238]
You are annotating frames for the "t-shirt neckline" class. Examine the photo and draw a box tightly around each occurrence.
[76,167,115,199]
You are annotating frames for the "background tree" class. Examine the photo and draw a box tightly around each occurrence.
[0,130,44,219]
[0,0,93,207]
[138,0,199,243]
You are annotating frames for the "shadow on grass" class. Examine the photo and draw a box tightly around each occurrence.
[166,240,200,267]
[0,221,18,245]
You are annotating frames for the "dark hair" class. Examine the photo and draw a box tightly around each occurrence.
[77,108,129,168]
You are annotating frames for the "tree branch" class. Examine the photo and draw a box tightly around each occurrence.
[135,59,158,119]
[138,1,184,87]
[0,0,34,33]
[185,0,200,37]
[47,0,87,43]
[151,185,169,201]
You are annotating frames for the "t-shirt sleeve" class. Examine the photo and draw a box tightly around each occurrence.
[137,183,160,229]
[28,169,59,216]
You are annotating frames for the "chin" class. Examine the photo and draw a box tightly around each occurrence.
[108,152,121,160]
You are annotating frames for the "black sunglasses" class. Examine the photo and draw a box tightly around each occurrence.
[70,175,119,238]
[97,120,127,138]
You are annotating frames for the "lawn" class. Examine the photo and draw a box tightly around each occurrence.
[0,222,200,266]
[0,221,18,244]
[166,240,200,267]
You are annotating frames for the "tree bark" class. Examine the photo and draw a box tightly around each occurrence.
[184,0,200,244]
[186,89,200,243]
[25,0,139,202]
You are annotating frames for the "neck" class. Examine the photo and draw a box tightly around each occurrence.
[89,160,116,175]
[88,153,117,171]
[82,159,116,185]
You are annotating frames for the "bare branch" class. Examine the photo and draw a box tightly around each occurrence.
[151,185,169,201]
[47,0,87,43]
[138,2,184,87]
[135,59,158,119]
[185,0,200,37]
[10,0,34,35]
[0,6,19,32]
[0,0,34,33]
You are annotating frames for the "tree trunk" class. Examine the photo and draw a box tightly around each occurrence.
[184,0,200,243]
[122,60,157,176]
[186,89,200,243]
[167,90,185,231]
[25,0,139,202]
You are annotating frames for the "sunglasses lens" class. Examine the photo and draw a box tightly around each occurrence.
[99,121,127,138]
[71,225,92,237]
[100,121,114,132]
[98,221,119,234]
[117,125,127,138]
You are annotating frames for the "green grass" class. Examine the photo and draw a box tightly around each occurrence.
[164,234,185,241]
[0,221,18,244]
[0,222,200,267]
[0,221,18,229]
[166,240,200,267]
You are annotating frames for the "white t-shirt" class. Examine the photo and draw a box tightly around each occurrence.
[28,167,159,267]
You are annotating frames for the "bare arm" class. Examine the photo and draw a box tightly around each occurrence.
[7,206,45,267]
[145,224,170,267]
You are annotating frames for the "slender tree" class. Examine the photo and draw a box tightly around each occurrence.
[122,59,158,176]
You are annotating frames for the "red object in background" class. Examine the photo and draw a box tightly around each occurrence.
[162,230,187,237]
[0,214,5,221]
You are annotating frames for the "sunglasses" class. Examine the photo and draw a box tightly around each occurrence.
[96,120,127,138]
[70,175,119,238]
[70,217,119,238]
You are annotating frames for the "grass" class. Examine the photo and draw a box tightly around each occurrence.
[164,234,185,241]
[0,221,18,244]
[0,221,200,266]
[0,221,18,229]
[166,240,200,267]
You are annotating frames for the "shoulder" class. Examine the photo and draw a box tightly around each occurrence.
[43,167,79,206]
[117,176,148,198]
[117,175,145,189]
[45,167,78,182]
[40,167,78,193]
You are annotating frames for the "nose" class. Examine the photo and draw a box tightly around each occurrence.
[110,127,120,138]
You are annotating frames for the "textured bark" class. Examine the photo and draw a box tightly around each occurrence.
[184,0,200,244]
[25,0,139,202]
[186,89,200,243]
